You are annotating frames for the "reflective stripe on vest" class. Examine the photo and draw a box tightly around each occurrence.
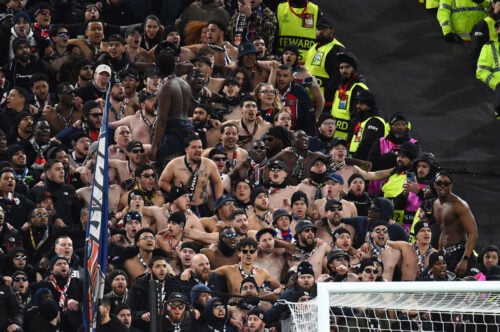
[349,116,387,153]
[331,82,368,140]
[304,39,345,95]
[277,2,319,64]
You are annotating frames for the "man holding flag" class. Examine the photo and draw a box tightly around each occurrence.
[83,76,112,332]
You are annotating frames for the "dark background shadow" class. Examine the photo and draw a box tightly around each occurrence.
[320,0,500,247]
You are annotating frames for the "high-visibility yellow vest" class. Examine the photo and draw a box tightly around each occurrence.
[331,82,368,140]
[304,39,345,95]
[349,116,387,153]
[277,2,319,64]
[437,0,488,41]
[476,40,500,90]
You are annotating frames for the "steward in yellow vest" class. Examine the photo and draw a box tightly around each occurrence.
[470,3,500,62]
[349,90,388,161]
[330,51,368,141]
[437,0,488,42]
[276,0,320,64]
[304,16,345,111]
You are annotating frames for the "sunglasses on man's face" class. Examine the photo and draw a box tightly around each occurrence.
[141,173,156,178]
[14,277,28,282]
[222,231,238,238]
[363,268,378,274]
[435,181,452,187]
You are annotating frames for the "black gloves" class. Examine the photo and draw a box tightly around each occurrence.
[444,32,463,43]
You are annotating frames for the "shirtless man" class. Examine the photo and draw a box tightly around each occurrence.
[152,44,193,166]
[203,123,249,174]
[76,183,124,216]
[388,221,436,280]
[200,195,236,233]
[192,104,221,148]
[265,160,298,211]
[185,20,238,77]
[109,92,157,144]
[312,172,357,218]
[269,130,327,185]
[213,238,280,296]
[283,221,330,278]
[315,199,356,249]
[156,211,191,256]
[201,226,240,269]
[153,186,205,233]
[109,125,133,160]
[433,171,478,277]
[361,221,417,281]
[122,228,156,284]
[110,141,150,187]
[247,188,273,230]
[42,83,82,135]
[159,134,223,214]
[122,190,166,232]
[255,228,287,283]
[119,165,164,209]
[222,96,272,151]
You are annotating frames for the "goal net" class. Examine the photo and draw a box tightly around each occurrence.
[311,281,500,332]
[284,298,319,332]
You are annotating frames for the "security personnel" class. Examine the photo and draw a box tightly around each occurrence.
[437,0,489,43]
[276,0,321,64]
[470,1,500,62]
[304,16,345,112]
[330,51,368,141]
[349,90,388,160]
[419,0,439,10]
[382,141,420,235]
[476,20,500,119]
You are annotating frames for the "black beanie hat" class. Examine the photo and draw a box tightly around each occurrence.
[291,191,308,207]
[168,211,186,229]
[296,261,315,277]
[39,299,60,321]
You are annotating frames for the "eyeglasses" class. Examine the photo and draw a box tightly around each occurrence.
[252,145,266,150]
[373,228,388,234]
[329,206,343,212]
[363,268,378,274]
[39,10,51,16]
[140,235,155,241]
[14,255,27,260]
[169,303,185,310]
[213,304,225,309]
[241,285,256,291]
[302,228,315,233]
[435,181,452,187]
[57,32,69,37]
[241,249,256,254]
[141,173,156,179]
[335,256,348,262]
[260,89,276,95]
[13,277,28,282]
[223,201,235,207]
[131,148,145,154]
[89,113,103,118]
[33,212,49,217]
[264,137,274,142]
[81,65,93,70]
[213,157,227,162]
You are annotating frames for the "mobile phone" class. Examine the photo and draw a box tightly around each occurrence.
[406,172,415,182]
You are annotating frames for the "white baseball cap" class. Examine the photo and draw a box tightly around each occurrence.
[95,64,112,75]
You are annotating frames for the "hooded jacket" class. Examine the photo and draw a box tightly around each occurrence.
[198,297,237,332]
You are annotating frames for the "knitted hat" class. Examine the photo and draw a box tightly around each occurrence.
[12,37,30,51]
[428,252,446,268]
[347,173,364,186]
[108,269,128,284]
[389,112,407,125]
[49,255,69,270]
[332,227,351,240]
[291,191,308,207]
[13,12,31,24]
[127,189,145,204]
[369,219,387,232]
[413,221,431,235]
[169,186,188,203]
[180,241,200,253]
[296,261,315,277]
[168,211,186,229]
[336,51,358,71]
[250,187,268,204]
[316,113,335,128]
[240,276,259,291]
[6,144,25,161]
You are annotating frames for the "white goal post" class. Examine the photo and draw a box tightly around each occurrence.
[315,281,500,332]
